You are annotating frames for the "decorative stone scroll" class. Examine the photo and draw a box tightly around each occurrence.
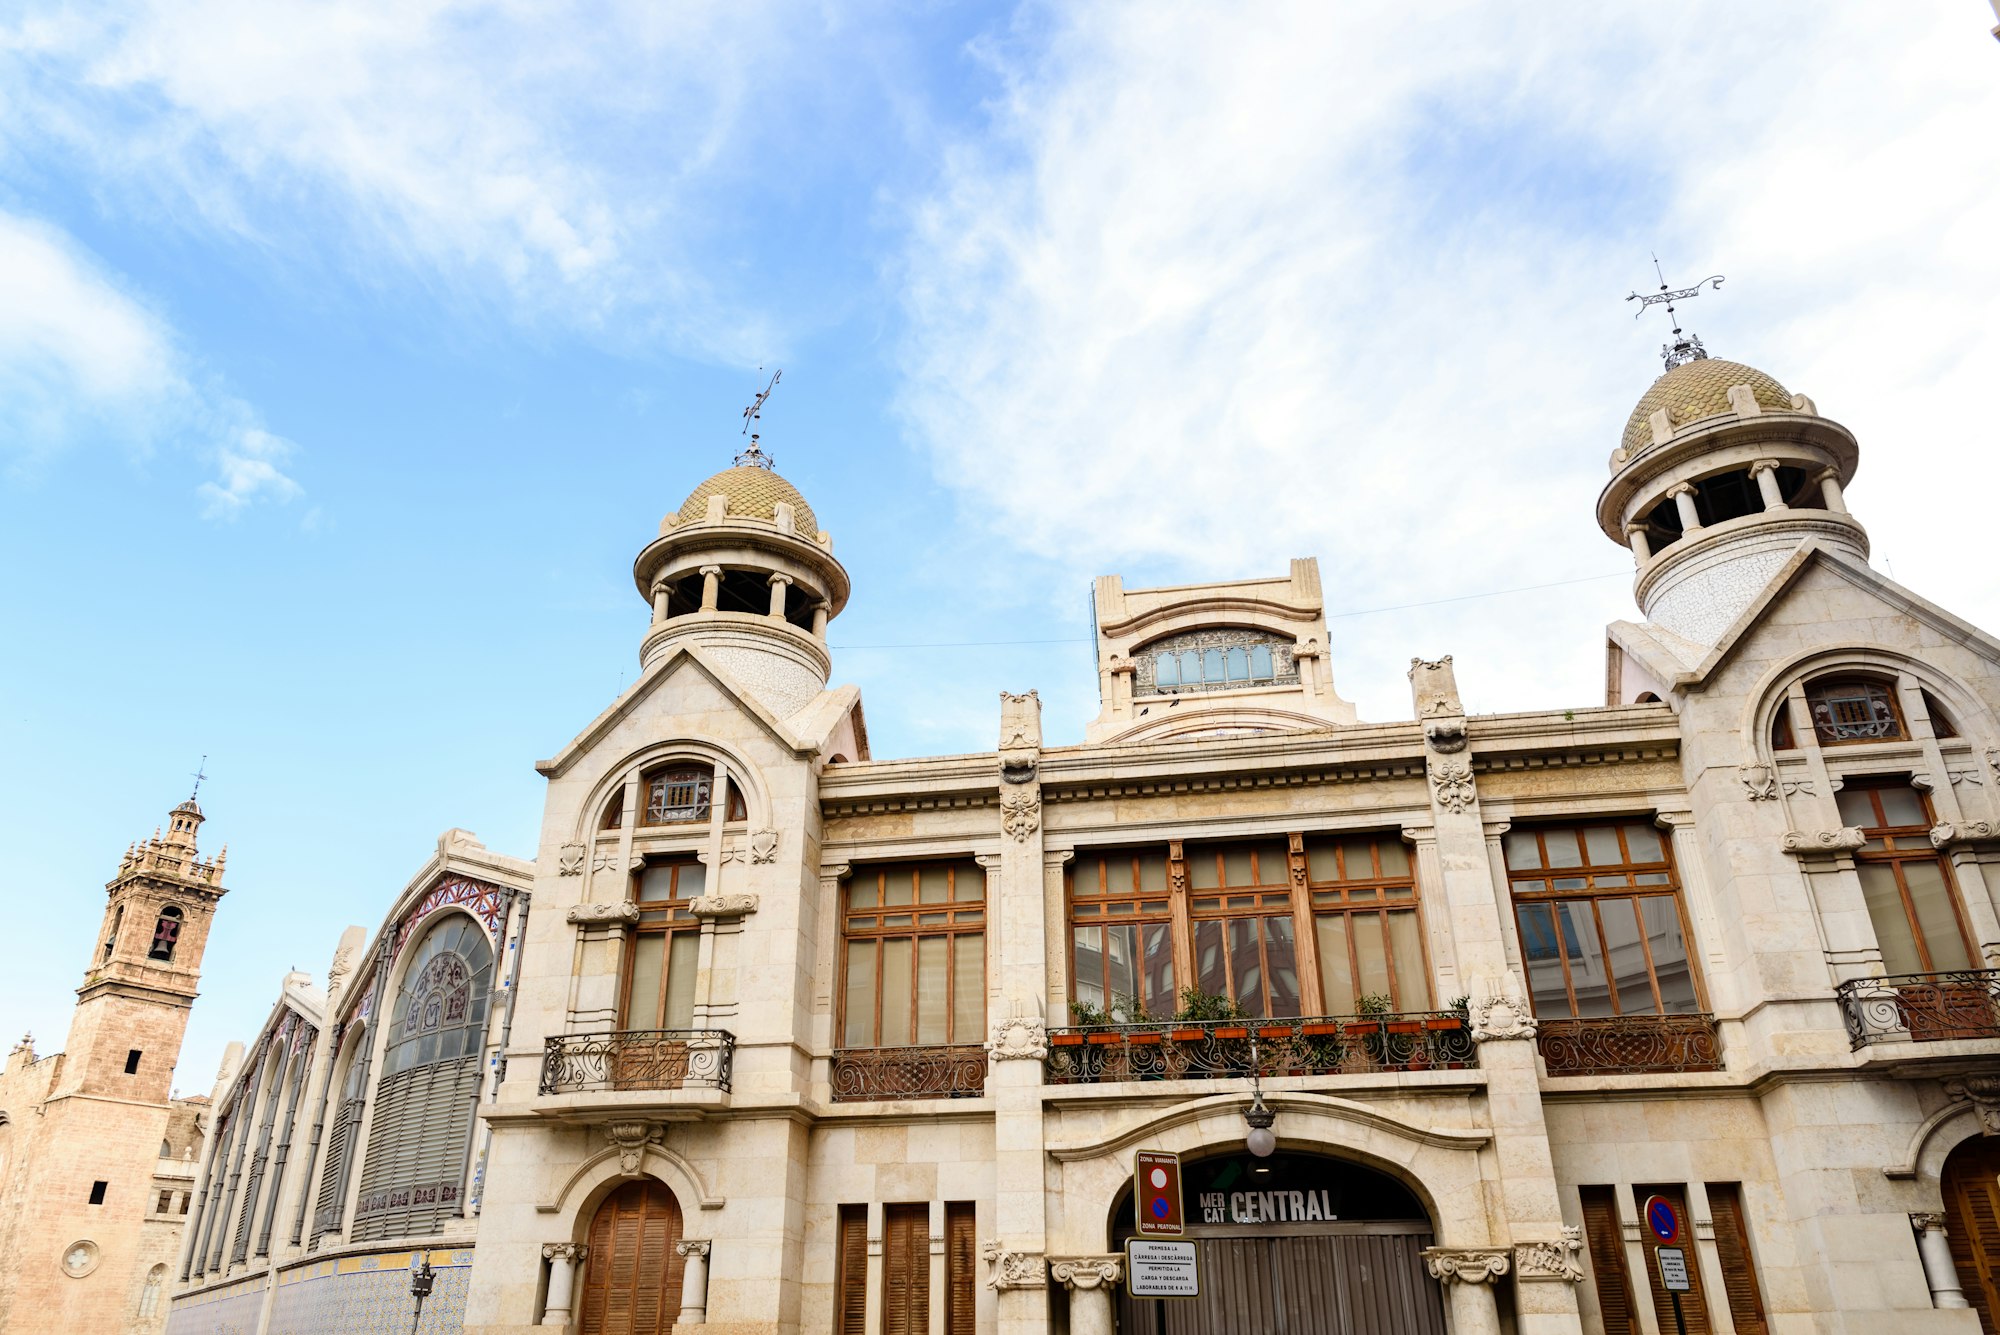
[542,1242,586,1264]
[566,902,640,926]
[675,1239,712,1260]
[1780,827,1867,857]
[982,1240,1047,1290]
[558,842,587,875]
[1001,790,1041,842]
[1944,1076,2000,1136]
[1932,822,2000,851]
[690,894,759,920]
[986,1015,1049,1062]
[1430,761,1476,815]
[1514,1227,1585,1282]
[1422,1247,1510,1284]
[605,1122,660,1176]
[1048,1255,1123,1290]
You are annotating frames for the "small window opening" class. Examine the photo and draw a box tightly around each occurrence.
[1922,690,1960,739]
[125,1050,142,1075]
[783,580,817,631]
[665,572,704,619]
[715,569,772,615]
[177,1193,190,1215]
[1806,678,1904,745]
[1693,470,1761,526]
[600,790,624,831]
[156,1189,172,1213]
[88,1181,107,1205]
[103,905,123,961]
[159,1140,172,1158]
[1774,464,1823,510]
[1771,703,1796,751]
[148,907,183,962]
[1643,494,1685,552]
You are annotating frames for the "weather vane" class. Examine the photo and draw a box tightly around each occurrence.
[1627,258,1724,370]
[189,755,208,802]
[735,368,782,470]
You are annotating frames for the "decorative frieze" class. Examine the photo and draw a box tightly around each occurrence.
[1466,991,1538,1043]
[1048,1254,1123,1290]
[1514,1228,1585,1282]
[558,842,587,875]
[1944,1076,2000,1136]
[982,1241,1047,1290]
[1422,1247,1510,1284]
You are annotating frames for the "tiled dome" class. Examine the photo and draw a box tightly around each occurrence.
[676,466,818,535]
[1621,359,1794,456]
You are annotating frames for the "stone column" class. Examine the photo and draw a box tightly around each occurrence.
[1625,523,1652,563]
[1750,459,1787,511]
[652,582,670,624]
[928,1204,947,1335]
[1668,482,1701,532]
[1049,1256,1123,1335]
[541,1243,586,1326]
[1423,1249,1509,1335]
[675,1239,711,1324]
[1816,468,1849,514]
[699,564,722,611]
[767,573,792,619]
[1911,1214,1970,1309]
[811,601,829,639]
[1657,811,1735,1012]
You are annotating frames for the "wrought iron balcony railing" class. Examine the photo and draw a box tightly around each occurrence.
[829,1044,988,1101]
[539,1029,735,1095]
[1534,1013,1721,1076]
[1043,1012,1476,1086]
[1836,969,2000,1049]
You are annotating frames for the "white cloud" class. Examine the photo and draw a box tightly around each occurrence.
[895,3,2000,722]
[0,207,302,514]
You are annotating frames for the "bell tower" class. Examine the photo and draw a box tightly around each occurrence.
[58,796,228,1103]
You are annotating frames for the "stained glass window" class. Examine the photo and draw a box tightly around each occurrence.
[1806,679,1903,745]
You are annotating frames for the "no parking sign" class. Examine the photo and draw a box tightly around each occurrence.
[1135,1151,1184,1237]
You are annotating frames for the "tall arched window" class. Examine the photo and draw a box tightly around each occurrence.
[138,1264,166,1319]
[350,913,493,1242]
[148,907,183,962]
[104,905,124,960]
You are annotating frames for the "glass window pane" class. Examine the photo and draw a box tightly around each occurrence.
[626,934,665,1030]
[1339,838,1377,880]
[1180,651,1201,685]
[1264,917,1301,1018]
[1072,927,1105,1011]
[1195,920,1228,1001]
[1203,648,1225,682]
[1638,897,1697,1012]
[915,937,949,1045]
[1316,915,1355,1015]
[1560,903,1614,1017]
[1834,788,1877,828]
[1857,864,1922,975]
[919,867,950,904]
[1377,840,1410,878]
[1137,851,1168,892]
[638,866,677,902]
[1187,850,1219,890]
[1252,842,1290,885]
[843,940,877,1047]
[1597,898,1656,1015]
[883,871,913,907]
[848,874,877,910]
[1306,841,1340,882]
[1156,653,1178,687]
[880,939,913,1046]
[664,933,699,1029]
[1223,847,1255,886]
[953,934,984,1041]
[1545,832,1584,869]
[1623,824,1665,862]
[1387,910,1431,1010]
[1228,918,1265,1015]
[1106,924,1139,1012]
[1902,861,1972,971]
[679,863,705,898]
[1141,923,1176,1020]
[1226,647,1249,681]
[1504,832,1545,870]
[1250,644,1274,680]
[955,861,986,903]
[1583,827,1623,866]
[1352,912,1392,1003]
[1876,785,1927,828]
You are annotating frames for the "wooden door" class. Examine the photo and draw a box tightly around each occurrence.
[882,1203,930,1335]
[1944,1136,2000,1331]
[579,1180,685,1335]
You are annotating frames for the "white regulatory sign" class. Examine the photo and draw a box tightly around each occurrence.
[1125,1240,1200,1298]
[1656,1246,1691,1292]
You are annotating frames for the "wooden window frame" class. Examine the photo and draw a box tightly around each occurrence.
[1184,838,1307,1018]
[1066,846,1178,1021]
[1505,822,1706,1019]
[618,858,705,1032]
[1839,778,1976,974]
[1303,832,1433,1013]
[838,862,987,1050]
[632,764,748,829]
[1804,676,1907,746]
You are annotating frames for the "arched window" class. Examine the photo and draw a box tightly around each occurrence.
[104,905,124,960]
[1805,678,1904,745]
[1922,689,1961,739]
[138,1264,166,1319]
[637,764,747,827]
[1139,629,1292,696]
[148,907,184,962]
[1771,701,1797,751]
[350,914,494,1242]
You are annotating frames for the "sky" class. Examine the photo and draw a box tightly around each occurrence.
[3,2,1998,1096]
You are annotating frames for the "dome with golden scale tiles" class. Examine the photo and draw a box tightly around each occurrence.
[677,465,819,535]
[1621,358,1794,456]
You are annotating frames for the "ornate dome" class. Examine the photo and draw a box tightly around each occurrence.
[676,465,818,535]
[1620,358,1794,456]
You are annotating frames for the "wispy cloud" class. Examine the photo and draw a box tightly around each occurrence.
[0,207,302,515]
[894,3,2000,720]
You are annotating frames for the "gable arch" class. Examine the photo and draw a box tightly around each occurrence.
[1741,644,2000,767]
[543,1141,725,1240]
[570,737,772,843]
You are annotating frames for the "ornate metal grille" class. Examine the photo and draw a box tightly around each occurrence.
[1533,1013,1721,1076]
[1806,679,1903,744]
[643,768,713,824]
[829,1045,988,1101]
[1043,1012,1475,1085]
[1133,628,1300,697]
[538,1029,735,1094]
[1836,970,2000,1048]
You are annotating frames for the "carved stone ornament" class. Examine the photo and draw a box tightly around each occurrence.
[1422,1247,1511,1284]
[1408,656,1462,717]
[1780,827,1867,856]
[327,943,355,994]
[986,1015,1049,1062]
[1932,821,2000,850]
[1910,1212,1948,1235]
[566,902,641,926]
[1048,1255,1123,1290]
[1467,988,1538,1043]
[982,1240,1047,1290]
[1424,718,1468,754]
[591,851,623,875]
[1944,1076,2000,1136]
[558,842,587,875]
[1000,690,1043,785]
[1430,761,1476,815]
[1514,1227,1585,1282]
[605,1121,659,1176]
[674,1239,712,1260]
[542,1242,586,1263]
[749,829,779,864]
[1001,789,1041,842]
[1739,764,1779,801]
[690,893,759,920]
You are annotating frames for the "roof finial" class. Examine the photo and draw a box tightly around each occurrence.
[189,754,208,803]
[1627,257,1725,370]
[735,368,782,470]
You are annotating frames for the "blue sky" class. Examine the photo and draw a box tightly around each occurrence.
[4,2,1998,1094]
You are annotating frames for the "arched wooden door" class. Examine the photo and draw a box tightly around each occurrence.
[579,1179,686,1335]
[1944,1136,2000,1332]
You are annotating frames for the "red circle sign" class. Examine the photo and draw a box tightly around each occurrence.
[1642,1194,1681,1245]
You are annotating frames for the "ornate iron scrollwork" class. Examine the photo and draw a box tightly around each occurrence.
[538,1029,735,1095]
[829,1045,988,1101]
[1533,1013,1721,1076]
[1835,970,2000,1049]
[1042,1012,1477,1086]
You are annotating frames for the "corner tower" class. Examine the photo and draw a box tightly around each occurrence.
[1596,349,1866,649]
[631,439,850,719]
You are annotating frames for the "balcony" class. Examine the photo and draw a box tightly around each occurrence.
[1534,1013,1721,1077]
[539,1029,735,1095]
[1043,1012,1475,1085]
[829,1045,988,1101]
[1837,970,2000,1049]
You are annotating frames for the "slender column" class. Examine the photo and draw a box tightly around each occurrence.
[1911,1214,1970,1308]
[928,1206,947,1335]
[699,565,722,611]
[811,601,829,639]
[541,1243,585,1325]
[1817,468,1848,514]
[235,1048,285,1264]
[1423,1249,1508,1335]
[767,572,792,618]
[287,1019,339,1248]
[863,1204,885,1335]
[210,1054,267,1271]
[675,1240,711,1324]
[1657,812,1734,1011]
[255,1037,313,1255]
[1625,523,1652,563]
[180,1104,228,1281]
[1050,1256,1123,1335]
[1669,482,1702,532]
[652,582,670,625]
[1750,459,1787,511]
